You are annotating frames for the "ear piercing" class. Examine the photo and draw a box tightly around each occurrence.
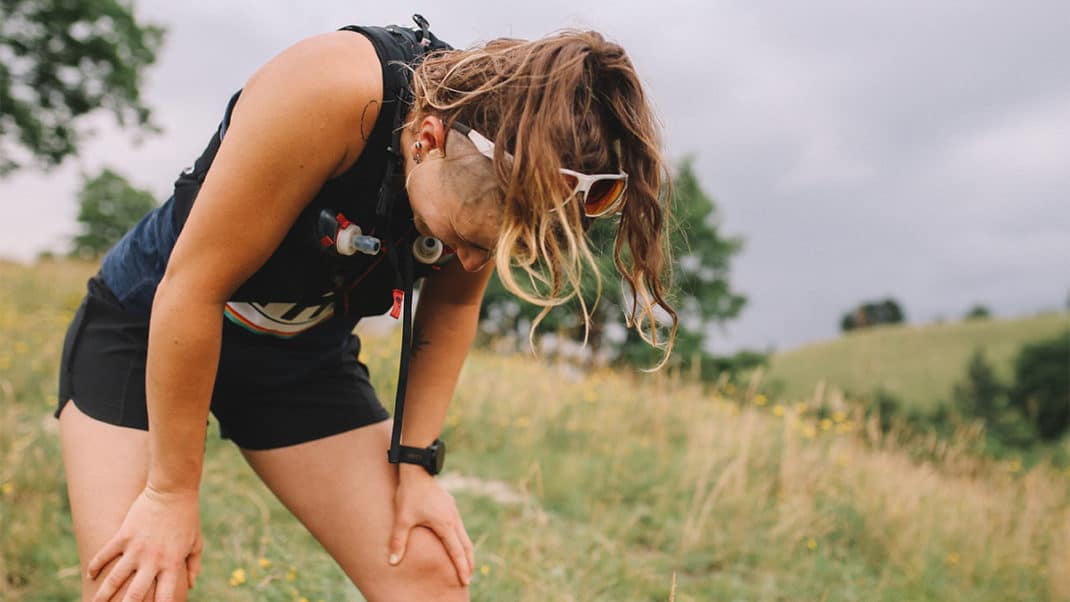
[413,142,444,164]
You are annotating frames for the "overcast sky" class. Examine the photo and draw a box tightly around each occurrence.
[1,1,1067,352]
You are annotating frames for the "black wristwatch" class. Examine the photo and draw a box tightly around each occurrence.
[391,438,446,476]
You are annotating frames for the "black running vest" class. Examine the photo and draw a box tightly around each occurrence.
[98,24,453,342]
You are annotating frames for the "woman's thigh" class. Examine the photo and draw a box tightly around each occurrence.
[239,420,468,602]
[59,401,186,601]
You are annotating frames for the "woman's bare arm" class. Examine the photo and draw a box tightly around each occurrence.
[397,259,495,449]
[146,31,383,492]
[88,31,387,599]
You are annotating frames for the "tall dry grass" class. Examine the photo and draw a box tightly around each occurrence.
[2,260,1067,600]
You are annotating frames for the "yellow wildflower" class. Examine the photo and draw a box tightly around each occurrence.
[286,566,298,582]
[754,394,768,406]
[228,568,246,587]
[833,410,847,423]
[946,552,960,566]
[1,482,12,496]
[820,418,833,431]
[480,564,491,576]
[772,404,785,417]
[258,557,272,569]
[806,538,817,551]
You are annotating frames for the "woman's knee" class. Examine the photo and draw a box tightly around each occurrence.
[82,555,189,602]
[376,526,468,600]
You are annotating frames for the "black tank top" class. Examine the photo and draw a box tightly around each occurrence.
[98,24,453,343]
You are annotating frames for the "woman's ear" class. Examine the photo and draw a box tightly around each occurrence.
[416,115,448,157]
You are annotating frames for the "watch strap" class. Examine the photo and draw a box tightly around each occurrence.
[391,439,443,475]
[397,445,432,467]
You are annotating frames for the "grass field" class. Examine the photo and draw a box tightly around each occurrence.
[764,312,1070,409]
[2,260,1069,601]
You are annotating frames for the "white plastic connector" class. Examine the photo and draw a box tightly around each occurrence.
[412,236,443,264]
[336,224,381,256]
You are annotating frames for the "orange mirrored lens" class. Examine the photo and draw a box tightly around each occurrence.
[585,178,626,215]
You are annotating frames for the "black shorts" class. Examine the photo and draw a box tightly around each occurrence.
[56,276,389,450]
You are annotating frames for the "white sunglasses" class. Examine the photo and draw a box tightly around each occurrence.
[450,122,629,217]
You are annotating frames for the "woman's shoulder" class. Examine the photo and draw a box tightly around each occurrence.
[232,30,385,178]
[248,30,383,107]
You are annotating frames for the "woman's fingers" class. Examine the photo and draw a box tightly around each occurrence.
[87,534,124,579]
[437,525,471,586]
[155,570,179,602]
[388,514,414,565]
[121,566,157,602]
[459,523,475,581]
[186,553,200,588]
[186,534,203,588]
[91,553,137,602]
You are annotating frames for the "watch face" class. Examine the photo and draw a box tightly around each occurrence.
[432,439,446,474]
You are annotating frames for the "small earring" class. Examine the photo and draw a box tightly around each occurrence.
[413,141,423,164]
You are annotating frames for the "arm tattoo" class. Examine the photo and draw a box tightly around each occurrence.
[411,322,431,358]
[359,100,378,142]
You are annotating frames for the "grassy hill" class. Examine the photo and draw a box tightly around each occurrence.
[765,312,1069,409]
[2,261,1069,601]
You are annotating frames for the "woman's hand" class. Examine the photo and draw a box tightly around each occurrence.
[87,485,203,602]
[388,464,474,586]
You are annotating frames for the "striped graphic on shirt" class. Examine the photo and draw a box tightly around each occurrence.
[223,299,335,338]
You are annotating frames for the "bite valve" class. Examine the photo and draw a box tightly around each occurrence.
[336,223,381,256]
[412,235,443,264]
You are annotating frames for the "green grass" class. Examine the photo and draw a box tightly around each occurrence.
[2,260,1069,601]
[765,313,1070,409]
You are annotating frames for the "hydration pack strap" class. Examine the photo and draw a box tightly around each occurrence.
[387,245,415,463]
[380,93,410,463]
[361,14,444,465]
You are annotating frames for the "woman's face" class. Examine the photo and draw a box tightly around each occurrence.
[403,116,502,272]
[408,177,500,272]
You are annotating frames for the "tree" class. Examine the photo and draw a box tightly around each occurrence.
[612,159,747,369]
[479,157,749,374]
[1010,331,1070,441]
[964,304,991,321]
[0,0,165,175]
[71,167,156,258]
[952,349,1006,423]
[951,348,1036,448]
[841,298,905,332]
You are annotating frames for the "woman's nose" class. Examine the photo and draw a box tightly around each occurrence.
[455,247,490,272]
